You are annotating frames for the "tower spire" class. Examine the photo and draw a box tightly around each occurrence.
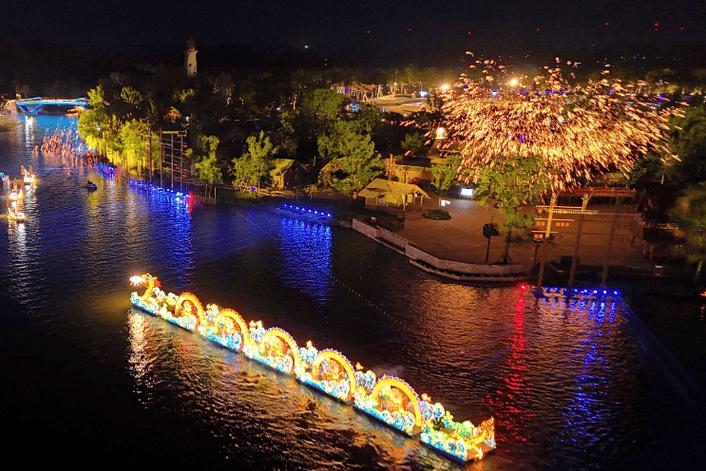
[184,36,198,77]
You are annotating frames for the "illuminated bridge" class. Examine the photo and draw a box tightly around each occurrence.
[15,97,89,115]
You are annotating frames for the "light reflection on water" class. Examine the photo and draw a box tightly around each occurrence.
[280,217,333,304]
[1,115,705,468]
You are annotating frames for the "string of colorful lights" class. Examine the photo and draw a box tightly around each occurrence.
[129,273,496,463]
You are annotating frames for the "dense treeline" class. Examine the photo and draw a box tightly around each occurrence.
[75,62,444,196]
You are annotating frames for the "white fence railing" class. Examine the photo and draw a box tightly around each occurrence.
[352,218,530,276]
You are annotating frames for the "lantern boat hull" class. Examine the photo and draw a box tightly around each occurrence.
[130,295,196,332]
[300,378,354,405]
[420,437,495,463]
[352,405,419,438]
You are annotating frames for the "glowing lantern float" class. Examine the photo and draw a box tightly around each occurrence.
[170,292,204,331]
[127,273,496,463]
[202,307,249,352]
[354,375,423,436]
[300,349,358,403]
[248,327,302,376]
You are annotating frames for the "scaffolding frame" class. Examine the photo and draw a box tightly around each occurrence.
[159,130,188,191]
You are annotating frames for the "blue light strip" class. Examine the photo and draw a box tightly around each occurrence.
[96,162,117,178]
[538,286,621,298]
[280,203,332,218]
[128,179,192,204]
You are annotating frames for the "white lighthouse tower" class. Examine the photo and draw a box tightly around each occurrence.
[184,36,198,77]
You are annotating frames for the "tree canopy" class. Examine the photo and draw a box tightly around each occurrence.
[317,121,383,195]
[430,155,462,193]
[230,131,278,188]
[474,155,552,230]
[670,182,706,280]
[193,135,223,185]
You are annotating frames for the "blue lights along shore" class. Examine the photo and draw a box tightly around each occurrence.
[280,203,332,218]
[128,179,193,205]
[534,286,621,299]
[96,162,117,178]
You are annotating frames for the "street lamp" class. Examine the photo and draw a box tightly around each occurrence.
[507,77,520,87]
[439,83,450,92]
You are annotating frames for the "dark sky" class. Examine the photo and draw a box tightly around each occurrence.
[3,0,705,63]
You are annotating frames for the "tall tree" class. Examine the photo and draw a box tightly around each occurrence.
[117,119,153,174]
[670,182,706,282]
[78,85,110,155]
[230,131,278,188]
[317,121,383,195]
[401,132,427,156]
[474,155,552,263]
[667,105,706,186]
[430,155,462,193]
[192,135,222,200]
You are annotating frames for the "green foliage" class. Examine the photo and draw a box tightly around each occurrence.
[278,110,298,156]
[230,132,278,187]
[283,87,347,159]
[626,151,666,187]
[668,105,706,186]
[192,135,223,185]
[173,88,195,104]
[354,105,382,134]
[474,155,552,230]
[117,119,154,173]
[195,155,224,185]
[670,182,706,264]
[193,134,220,160]
[78,85,110,154]
[430,155,461,193]
[317,121,383,195]
[401,132,426,156]
[120,86,143,106]
[299,88,345,126]
[317,121,365,162]
[79,84,161,172]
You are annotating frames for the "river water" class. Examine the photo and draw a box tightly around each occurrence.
[1,115,705,469]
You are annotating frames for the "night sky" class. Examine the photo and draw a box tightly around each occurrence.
[3,0,706,63]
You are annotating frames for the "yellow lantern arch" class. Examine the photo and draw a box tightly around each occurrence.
[175,292,205,325]
[260,327,301,374]
[311,349,357,400]
[370,376,423,428]
[214,308,250,348]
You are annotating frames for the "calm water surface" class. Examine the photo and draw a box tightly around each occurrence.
[1,115,705,469]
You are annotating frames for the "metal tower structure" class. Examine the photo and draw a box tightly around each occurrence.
[159,130,189,191]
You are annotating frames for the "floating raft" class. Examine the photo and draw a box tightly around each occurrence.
[129,273,496,463]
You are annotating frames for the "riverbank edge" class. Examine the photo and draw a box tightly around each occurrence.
[198,190,531,281]
[350,218,532,282]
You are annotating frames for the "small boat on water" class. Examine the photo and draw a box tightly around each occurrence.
[83,181,98,191]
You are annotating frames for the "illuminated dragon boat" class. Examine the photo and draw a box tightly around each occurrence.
[129,273,496,463]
